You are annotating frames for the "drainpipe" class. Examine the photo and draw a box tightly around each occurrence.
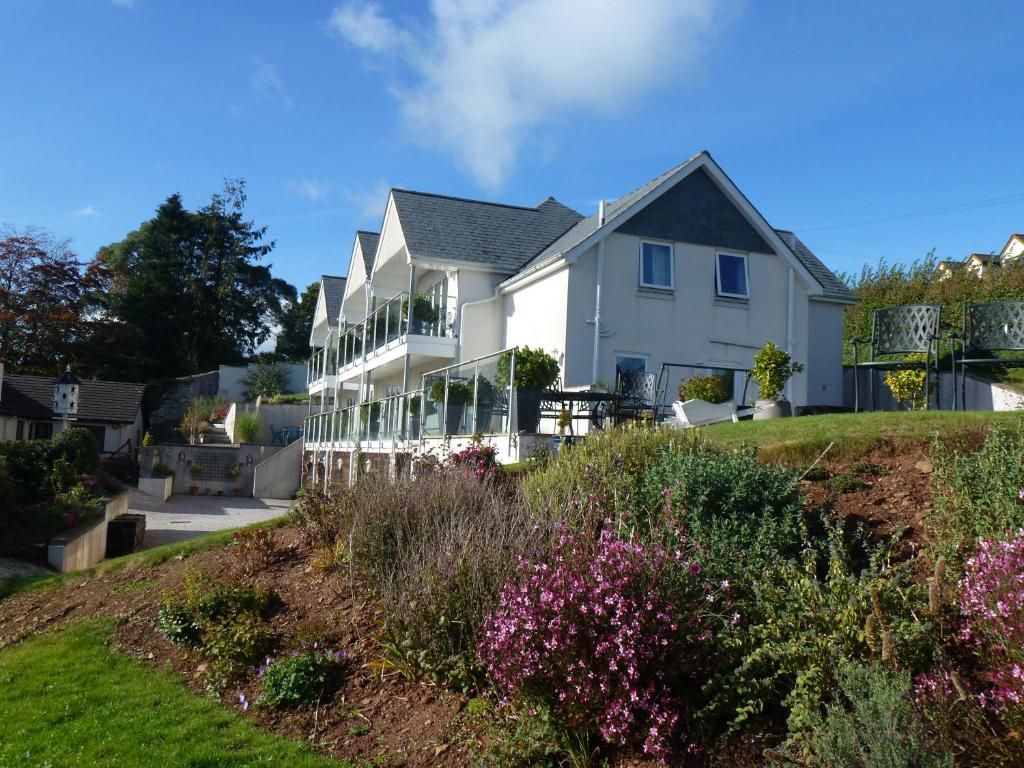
[786,267,795,401]
[590,200,607,386]
[458,288,502,363]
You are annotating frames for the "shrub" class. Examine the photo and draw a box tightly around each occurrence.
[959,530,1024,719]
[429,377,471,405]
[231,527,278,576]
[495,346,561,391]
[241,362,289,401]
[804,664,952,768]
[752,341,804,401]
[928,420,1024,559]
[679,375,730,404]
[884,354,929,410]
[156,569,274,688]
[265,392,308,405]
[234,411,261,443]
[142,431,156,447]
[638,447,806,582]
[257,644,347,708]
[48,427,101,476]
[290,484,344,549]
[448,441,499,479]
[480,524,716,761]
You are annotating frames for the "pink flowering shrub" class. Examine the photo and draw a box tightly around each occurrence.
[479,522,713,761]
[959,529,1024,715]
[448,442,499,479]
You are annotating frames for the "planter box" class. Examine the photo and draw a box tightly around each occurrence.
[138,475,173,501]
[48,491,129,573]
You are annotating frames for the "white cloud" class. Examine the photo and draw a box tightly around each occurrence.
[327,0,729,190]
[287,178,330,203]
[250,59,292,108]
[326,3,403,52]
[74,205,100,218]
[344,179,392,225]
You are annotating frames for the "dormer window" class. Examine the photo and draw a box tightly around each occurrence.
[716,252,749,299]
[639,241,673,289]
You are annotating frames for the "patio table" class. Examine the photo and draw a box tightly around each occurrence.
[541,390,623,433]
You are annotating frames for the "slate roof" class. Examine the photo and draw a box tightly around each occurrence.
[320,276,347,327]
[389,189,583,273]
[355,231,379,276]
[774,230,856,302]
[0,373,145,424]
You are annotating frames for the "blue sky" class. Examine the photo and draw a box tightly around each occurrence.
[2,0,1023,292]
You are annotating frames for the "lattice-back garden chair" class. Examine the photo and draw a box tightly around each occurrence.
[614,370,658,423]
[951,300,1024,410]
[850,304,941,412]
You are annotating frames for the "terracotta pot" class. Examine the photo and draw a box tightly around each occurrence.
[753,399,792,420]
[190,486,198,495]
[234,488,243,497]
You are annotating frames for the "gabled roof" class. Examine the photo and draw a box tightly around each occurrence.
[774,231,855,302]
[389,189,582,273]
[0,373,145,424]
[320,276,346,327]
[355,231,379,275]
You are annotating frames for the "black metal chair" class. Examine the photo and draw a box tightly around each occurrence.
[614,371,658,423]
[851,304,941,412]
[950,300,1024,410]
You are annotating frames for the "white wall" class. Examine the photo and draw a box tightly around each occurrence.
[806,300,846,406]
[563,232,817,404]
[502,266,570,376]
[218,364,306,402]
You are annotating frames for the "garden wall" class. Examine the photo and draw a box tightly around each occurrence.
[842,368,1024,411]
[140,444,285,497]
[47,491,129,573]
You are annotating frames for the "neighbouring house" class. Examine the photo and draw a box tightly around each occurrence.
[0,363,145,454]
[303,150,856,480]
[936,232,1024,277]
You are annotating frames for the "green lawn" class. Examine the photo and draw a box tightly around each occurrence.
[0,620,343,768]
[700,410,1022,463]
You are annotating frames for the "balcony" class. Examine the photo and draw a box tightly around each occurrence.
[306,347,337,390]
[336,291,457,379]
[304,348,525,451]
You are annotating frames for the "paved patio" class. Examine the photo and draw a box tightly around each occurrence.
[128,490,293,548]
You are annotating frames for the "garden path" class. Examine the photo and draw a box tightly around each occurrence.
[127,490,292,548]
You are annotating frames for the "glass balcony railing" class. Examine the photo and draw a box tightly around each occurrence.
[306,347,338,385]
[337,291,454,370]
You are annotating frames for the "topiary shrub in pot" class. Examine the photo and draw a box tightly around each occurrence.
[407,392,422,439]
[495,346,560,433]
[429,378,471,434]
[679,374,730,404]
[358,401,382,439]
[751,340,804,419]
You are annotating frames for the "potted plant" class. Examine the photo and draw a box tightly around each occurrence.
[474,375,496,433]
[495,346,560,432]
[679,374,730,404]
[188,463,203,495]
[430,378,471,434]
[408,392,422,439]
[751,341,804,419]
[359,401,381,438]
[402,293,443,335]
[229,462,243,497]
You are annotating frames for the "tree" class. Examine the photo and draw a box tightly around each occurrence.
[241,362,289,401]
[95,180,296,381]
[0,228,97,375]
[275,281,320,361]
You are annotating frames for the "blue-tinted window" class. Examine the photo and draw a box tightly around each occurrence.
[640,242,673,288]
[716,253,748,298]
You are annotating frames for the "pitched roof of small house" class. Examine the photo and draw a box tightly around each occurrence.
[0,373,145,424]
[320,275,347,327]
[355,231,379,275]
[390,189,583,273]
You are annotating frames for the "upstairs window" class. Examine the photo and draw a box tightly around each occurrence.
[639,241,673,289]
[716,253,749,299]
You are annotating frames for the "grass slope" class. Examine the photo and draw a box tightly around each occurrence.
[700,410,1021,463]
[0,620,343,768]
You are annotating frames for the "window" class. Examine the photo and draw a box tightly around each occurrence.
[639,241,673,289]
[716,253,749,299]
[15,420,24,441]
[32,422,53,440]
[615,354,649,380]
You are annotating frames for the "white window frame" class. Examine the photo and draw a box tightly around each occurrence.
[716,251,750,300]
[638,240,674,290]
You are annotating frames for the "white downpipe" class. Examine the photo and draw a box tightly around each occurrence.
[786,267,795,401]
[458,288,501,363]
[590,200,607,386]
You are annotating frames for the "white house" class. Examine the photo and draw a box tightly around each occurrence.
[303,151,855,481]
[0,363,145,453]
[936,232,1024,277]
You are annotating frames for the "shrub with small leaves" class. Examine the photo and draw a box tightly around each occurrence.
[257,644,347,708]
[679,375,730,404]
[232,527,278,576]
[884,354,928,411]
[480,523,716,761]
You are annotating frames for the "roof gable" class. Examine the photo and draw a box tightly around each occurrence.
[320,276,346,326]
[614,167,774,254]
[0,374,145,424]
[356,231,379,275]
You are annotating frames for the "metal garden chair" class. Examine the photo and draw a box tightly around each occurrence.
[614,371,658,424]
[950,300,1024,410]
[850,304,941,412]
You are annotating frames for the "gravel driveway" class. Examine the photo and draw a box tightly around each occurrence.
[128,489,293,548]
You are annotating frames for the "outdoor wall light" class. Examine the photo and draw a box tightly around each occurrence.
[177,451,185,463]
[245,454,255,466]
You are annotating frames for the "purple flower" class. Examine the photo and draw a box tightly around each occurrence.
[238,691,249,712]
